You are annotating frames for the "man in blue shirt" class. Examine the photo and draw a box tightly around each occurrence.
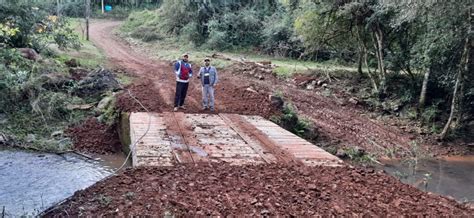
[173,53,193,111]
[197,58,218,111]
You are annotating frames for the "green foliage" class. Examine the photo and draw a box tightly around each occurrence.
[0,2,81,52]
[121,0,472,136]
[421,104,440,124]
[60,1,86,18]
[271,104,316,140]
[262,7,302,57]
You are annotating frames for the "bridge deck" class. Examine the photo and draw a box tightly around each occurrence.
[129,112,342,167]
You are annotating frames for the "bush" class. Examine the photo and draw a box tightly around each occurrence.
[179,21,205,46]
[204,28,229,50]
[0,3,81,52]
[61,1,85,17]
[262,11,302,58]
[205,9,263,50]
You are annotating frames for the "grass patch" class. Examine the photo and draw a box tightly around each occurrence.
[118,19,358,75]
[51,18,106,69]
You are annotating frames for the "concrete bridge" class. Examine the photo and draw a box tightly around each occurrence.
[124,112,342,167]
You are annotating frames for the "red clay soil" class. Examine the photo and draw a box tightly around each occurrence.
[91,21,279,118]
[66,118,121,154]
[116,80,165,113]
[84,20,474,158]
[44,164,472,216]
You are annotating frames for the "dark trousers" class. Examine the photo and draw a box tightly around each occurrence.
[174,81,189,107]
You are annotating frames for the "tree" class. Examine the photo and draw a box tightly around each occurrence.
[440,8,472,139]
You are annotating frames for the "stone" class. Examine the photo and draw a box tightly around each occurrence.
[353,146,366,156]
[97,96,114,111]
[66,104,94,110]
[322,83,328,89]
[0,132,9,145]
[0,113,8,125]
[348,97,359,105]
[51,130,64,138]
[58,138,72,150]
[26,134,36,143]
[269,95,284,109]
[336,149,347,158]
[245,87,258,93]
[18,48,39,61]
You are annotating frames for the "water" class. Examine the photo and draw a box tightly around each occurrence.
[382,156,474,203]
[0,149,128,216]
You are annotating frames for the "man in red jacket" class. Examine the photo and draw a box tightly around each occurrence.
[173,53,193,112]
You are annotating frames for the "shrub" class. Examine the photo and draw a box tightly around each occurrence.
[205,29,229,50]
[179,21,205,46]
[205,9,263,50]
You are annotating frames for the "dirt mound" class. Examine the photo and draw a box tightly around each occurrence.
[44,164,472,216]
[213,85,280,118]
[66,118,121,154]
[116,80,165,112]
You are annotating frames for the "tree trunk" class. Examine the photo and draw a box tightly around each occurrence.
[56,0,60,16]
[440,35,470,139]
[374,27,386,96]
[363,46,378,92]
[418,67,431,114]
[101,0,104,14]
[355,25,364,77]
[440,8,472,139]
[86,0,90,41]
[357,47,363,76]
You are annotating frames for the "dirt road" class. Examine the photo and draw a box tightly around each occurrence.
[89,20,453,157]
[90,21,276,117]
[44,163,473,216]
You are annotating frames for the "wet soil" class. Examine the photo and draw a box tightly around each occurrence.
[43,163,473,216]
[66,118,121,154]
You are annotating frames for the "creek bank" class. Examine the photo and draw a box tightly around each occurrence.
[380,156,474,203]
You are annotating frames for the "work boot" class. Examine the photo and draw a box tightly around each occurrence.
[173,107,178,112]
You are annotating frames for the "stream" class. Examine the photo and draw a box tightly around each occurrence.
[382,156,474,203]
[0,149,129,216]
[1,149,472,216]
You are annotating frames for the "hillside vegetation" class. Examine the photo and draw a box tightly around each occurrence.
[120,0,473,140]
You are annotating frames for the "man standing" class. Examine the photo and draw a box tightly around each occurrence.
[173,53,193,111]
[198,58,218,111]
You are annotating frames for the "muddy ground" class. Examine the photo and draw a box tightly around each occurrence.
[44,163,473,216]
